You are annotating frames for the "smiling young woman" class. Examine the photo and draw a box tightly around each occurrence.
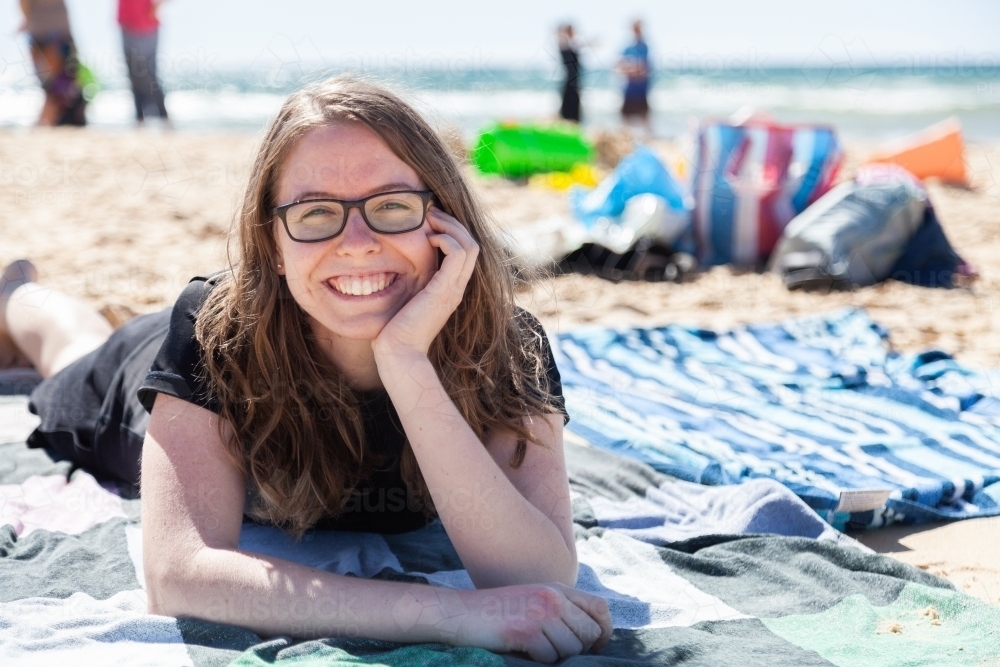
[0,77,612,662]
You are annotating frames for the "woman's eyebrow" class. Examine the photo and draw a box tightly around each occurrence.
[293,183,420,201]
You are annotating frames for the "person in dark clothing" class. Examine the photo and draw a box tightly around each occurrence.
[0,77,612,663]
[557,23,582,123]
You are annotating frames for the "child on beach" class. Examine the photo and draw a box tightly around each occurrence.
[0,77,612,662]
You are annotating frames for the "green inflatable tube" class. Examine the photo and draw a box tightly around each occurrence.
[470,123,594,178]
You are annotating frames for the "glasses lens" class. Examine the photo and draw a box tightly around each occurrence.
[364,192,426,233]
[286,201,346,241]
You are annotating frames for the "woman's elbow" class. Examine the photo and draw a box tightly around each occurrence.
[555,549,579,588]
[526,536,579,588]
[544,532,579,587]
[145,557,188,616]
[144,547,210,617]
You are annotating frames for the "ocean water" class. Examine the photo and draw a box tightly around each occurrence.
[1,64,998,141]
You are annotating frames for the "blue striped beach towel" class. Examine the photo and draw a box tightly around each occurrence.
[554,308,1000,529]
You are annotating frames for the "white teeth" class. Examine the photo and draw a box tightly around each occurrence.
[331,273,395,296]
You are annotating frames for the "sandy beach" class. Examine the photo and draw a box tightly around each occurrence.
[1,127,998,604]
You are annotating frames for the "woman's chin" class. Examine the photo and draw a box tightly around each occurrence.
[301,280,411,342]
[312,312,393,343]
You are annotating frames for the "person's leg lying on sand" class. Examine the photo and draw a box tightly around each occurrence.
[0,260,112,378]
[0,260,37,369]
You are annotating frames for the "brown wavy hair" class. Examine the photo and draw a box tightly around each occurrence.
[195,76,561,535]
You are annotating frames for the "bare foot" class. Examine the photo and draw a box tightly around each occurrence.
[1,260,39,320]
[0,260,39,368]
[1,260,38,293]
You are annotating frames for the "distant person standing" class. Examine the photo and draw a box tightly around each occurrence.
[118,0,170,126]
[617,20,652,135]
[557,24,581,123]
[18,0,87,126]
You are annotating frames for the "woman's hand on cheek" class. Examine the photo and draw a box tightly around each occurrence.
[372,207,479,364]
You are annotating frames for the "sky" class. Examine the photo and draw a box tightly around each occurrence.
[3,0,999,75]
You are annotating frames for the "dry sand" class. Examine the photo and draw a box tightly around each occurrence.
[849,516,1000,606]
[1,127,999,603]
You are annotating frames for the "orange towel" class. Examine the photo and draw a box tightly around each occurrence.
[867,117,967,185]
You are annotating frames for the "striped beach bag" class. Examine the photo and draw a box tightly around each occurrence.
[692,120,842,267]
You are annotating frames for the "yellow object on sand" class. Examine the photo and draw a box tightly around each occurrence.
[528,164,601,191]
[673,158,688,180]
[866,117,968,185]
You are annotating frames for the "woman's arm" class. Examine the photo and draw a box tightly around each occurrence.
[142,394,609,660]
[370,208,577,589]
[377,352,576,589]
[142,393,440,641]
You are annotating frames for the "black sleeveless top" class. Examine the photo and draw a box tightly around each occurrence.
[135,275,568,534]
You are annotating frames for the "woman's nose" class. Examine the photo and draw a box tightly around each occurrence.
[335,208,379,256]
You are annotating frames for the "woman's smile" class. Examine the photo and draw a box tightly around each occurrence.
[323,271,401,299]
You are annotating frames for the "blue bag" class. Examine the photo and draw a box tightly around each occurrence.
[570,146,689,227]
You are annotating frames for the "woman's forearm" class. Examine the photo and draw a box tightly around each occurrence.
[377,352,577,589]
[149,545,613,661]
[148,545,470,642]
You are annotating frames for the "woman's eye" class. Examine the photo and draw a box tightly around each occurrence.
[301,206,337,219]
[376,200,414,211]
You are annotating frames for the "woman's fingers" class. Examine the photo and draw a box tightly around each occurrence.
[557,587,613,652]
[427,234,465,283]
[473,586,610,663]
[428,208,479,256]
[542,617,586,660]
[426,207,480,286]
[427,233,477,289]
[427,231,463,256]
[521,633,559,664]
[557,598,604,654]
[426,206,472,240]
[522,591,604,662]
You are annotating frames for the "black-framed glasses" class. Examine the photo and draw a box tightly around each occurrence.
[272,190,434,243]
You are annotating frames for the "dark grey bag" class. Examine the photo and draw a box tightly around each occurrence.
[770,178,926,290]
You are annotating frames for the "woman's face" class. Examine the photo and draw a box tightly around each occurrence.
[273,122,438,342]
